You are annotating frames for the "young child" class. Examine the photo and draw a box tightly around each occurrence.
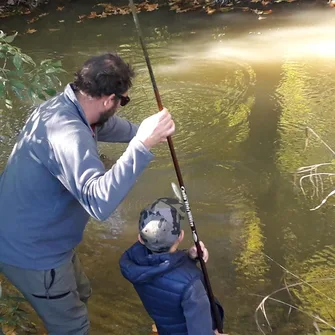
[119,197,224,335]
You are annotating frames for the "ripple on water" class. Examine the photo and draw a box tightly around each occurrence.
[116,47,256,169]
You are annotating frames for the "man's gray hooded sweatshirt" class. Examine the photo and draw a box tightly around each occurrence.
[0,84,154,270]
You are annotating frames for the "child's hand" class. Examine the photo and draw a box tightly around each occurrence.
[188,241,209,262]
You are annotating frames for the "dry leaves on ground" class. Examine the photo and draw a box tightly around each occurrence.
[26,28,37,34]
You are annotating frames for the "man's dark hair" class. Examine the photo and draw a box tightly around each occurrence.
[73,53,135,98]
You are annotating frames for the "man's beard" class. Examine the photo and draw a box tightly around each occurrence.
[95,107,118,127]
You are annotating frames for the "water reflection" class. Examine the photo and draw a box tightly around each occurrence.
[291,245,335,324]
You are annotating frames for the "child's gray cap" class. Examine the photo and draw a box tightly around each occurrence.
[139,197,186,253]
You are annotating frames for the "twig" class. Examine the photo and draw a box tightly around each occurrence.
[313,321,321,335]
[309,171,317,198]
[255,293,335,335]
[298,173,335,201]
[310,188,335,211]
[305,127,335,157]
[263,254,335,304]
[283,274,294,319]
[254,277,335,335]
[296,163,335,173]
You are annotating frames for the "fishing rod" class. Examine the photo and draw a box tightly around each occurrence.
[128,1,223,332]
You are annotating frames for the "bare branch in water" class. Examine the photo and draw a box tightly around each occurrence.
[295,164,335,198]
[309,171,317,198]
[310,189,335,211]
[263,254,335,304]
[313,321,321,335]
[305,127,335,157]
[254,251,335,334]
[254,278,335,334]
[304,127,309,152]
[299,172,335,199]
[319,173,324,196]
[295,127,335,210]
[296,163,335,173]
[283,274,294,320]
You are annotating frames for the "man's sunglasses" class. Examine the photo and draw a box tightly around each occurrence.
[115,93,130,107]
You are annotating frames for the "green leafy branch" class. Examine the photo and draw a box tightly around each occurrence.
[0,281,38,334]
[0,30,66,110]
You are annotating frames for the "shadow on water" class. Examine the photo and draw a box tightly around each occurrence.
[1,2,335,334]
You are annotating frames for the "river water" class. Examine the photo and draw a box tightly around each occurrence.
[1,1,335,334]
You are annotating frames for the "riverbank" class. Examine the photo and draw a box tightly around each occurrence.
[0,0,331,20]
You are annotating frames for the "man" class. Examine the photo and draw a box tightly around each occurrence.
[0,53,175,334]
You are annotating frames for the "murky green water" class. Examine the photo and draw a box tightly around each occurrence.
[1,2,335,334]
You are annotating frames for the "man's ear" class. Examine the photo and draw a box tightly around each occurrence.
[138,233,145,245]
[104,94,115,107]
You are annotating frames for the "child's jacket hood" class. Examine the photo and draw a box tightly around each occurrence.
[119,241,189,284]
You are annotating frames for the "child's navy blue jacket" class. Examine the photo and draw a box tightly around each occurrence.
[119,241,220,335]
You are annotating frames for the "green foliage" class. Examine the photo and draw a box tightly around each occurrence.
[0,30,66,110]
[0,281,37,334]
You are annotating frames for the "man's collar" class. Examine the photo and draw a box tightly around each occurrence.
[64,84,88,124]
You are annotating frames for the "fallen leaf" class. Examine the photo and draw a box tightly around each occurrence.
[145,4,159,11]
[57,6,64,11]
[76,20,83,23]
[97,34,102,37]
[59,20,65,22]
[24,9,31,15]
[206,7,216,14]
[27,28,37,34]
[176,7,192,13]
[258,16,267,20]
[100,11,108,18]
[79,15,86,19]
[118,8,129,15]
[39,12,49,17]
[253,9,263,14]
[27,17,39,23]
[49,28,60,31]
[263,9,273,14]
[87,11,98,18]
